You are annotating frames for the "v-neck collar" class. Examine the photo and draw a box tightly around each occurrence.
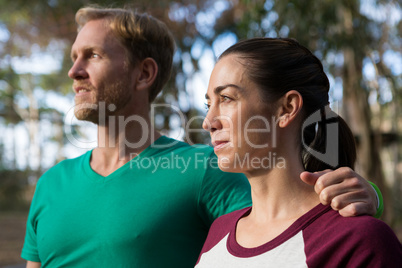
[82,136,171,183]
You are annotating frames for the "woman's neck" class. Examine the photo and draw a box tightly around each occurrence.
[246,164,319,222]
[236,161,320,248]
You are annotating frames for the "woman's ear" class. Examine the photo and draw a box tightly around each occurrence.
[135,57,158,91]
[277,90,303,128]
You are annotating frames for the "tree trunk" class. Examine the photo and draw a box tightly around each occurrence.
[342,47,390,220]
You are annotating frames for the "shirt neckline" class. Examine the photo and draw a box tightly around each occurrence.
[227,203,331,257]
[82,135,172,183]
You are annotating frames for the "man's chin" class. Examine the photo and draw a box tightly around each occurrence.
[74,111,99,124]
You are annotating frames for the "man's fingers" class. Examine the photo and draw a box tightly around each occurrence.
[300,169,332,187]
[314,167,357,194]
[326,190,369,209]
[338,202,376,217]
[318,179,366,205]
[300,171,319,186]
[304,167,379,217]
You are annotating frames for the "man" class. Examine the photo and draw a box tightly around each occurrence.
[22,6,382,268]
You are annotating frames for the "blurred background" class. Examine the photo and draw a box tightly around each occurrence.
[0,0,401,266]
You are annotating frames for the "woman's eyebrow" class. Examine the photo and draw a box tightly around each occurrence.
[205,84,244,99]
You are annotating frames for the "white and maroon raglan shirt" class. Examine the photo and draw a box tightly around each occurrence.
[196,204,402,267]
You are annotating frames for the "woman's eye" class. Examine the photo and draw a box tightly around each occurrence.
[220,95,232,102]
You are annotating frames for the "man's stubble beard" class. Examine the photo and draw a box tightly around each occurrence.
[74,76,132,125]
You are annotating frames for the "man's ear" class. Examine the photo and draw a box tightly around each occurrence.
[277,90,303,128]
[135,57,158,91]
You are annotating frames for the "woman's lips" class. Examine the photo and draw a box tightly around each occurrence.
[213,140,229,152]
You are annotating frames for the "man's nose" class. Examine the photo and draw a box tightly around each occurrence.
[68,59,88,80]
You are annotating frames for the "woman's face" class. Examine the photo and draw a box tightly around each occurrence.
[203,54,278,173]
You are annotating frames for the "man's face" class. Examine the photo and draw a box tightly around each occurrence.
[68,19,134,124]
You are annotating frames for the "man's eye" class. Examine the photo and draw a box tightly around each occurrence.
[204,103,210,111]
[91,53,100,58]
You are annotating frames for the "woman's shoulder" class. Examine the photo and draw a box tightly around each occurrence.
[210,207,251,234]
[197,207,251,264]
[204,208,251,245]
[304,207,402,266]
[309,208,396,237]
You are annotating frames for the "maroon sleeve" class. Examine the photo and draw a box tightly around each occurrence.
[304,210,402,267]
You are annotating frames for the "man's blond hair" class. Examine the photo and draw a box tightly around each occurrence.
[75,6,175,102]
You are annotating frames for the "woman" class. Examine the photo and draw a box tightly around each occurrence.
[196,38,401,267]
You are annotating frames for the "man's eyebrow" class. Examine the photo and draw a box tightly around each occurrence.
[70,46,106,60]
[205,84,244,99]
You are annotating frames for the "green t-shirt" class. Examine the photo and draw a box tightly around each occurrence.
[21,136,252,267]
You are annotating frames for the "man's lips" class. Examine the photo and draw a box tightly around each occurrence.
[74,86,91,95]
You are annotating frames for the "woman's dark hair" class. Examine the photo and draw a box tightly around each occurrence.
[219,38,356,172]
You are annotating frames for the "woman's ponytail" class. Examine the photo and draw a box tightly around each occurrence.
[302,107,356,172]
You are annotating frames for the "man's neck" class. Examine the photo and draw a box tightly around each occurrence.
[90,115,161,177]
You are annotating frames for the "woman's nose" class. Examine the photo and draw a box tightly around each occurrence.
[203,109,222,133]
